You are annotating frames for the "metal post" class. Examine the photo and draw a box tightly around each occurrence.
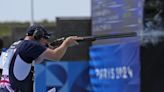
[31,0,34,26]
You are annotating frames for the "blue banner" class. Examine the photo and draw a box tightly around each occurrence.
[92,0,144,45]
[35,61,90,92]
[35,64,46,92]
[89,41,140,92]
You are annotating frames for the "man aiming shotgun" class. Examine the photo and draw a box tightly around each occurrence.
[0,24,83,92]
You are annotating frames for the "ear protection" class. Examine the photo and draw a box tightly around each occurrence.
[33,28,44,40]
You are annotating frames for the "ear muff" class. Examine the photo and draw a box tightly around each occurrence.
[33,29,44,40]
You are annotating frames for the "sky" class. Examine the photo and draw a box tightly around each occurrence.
[0,0,91,22]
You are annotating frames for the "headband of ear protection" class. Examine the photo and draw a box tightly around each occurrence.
[26,24,51,40]
[33,28,44,40]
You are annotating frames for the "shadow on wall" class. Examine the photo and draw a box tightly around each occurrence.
[0,38,4,54]
[0,36,12,48]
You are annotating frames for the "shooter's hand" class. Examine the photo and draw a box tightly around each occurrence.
[62,36,84,47]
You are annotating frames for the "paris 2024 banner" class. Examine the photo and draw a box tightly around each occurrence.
[90,0,144,92]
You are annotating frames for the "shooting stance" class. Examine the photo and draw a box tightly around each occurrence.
[0,24,82,92]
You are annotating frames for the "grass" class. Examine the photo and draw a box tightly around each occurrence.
[0,21,56,37]
[0,26,11,36]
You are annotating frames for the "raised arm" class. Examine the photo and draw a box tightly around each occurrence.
[38,36,81,62]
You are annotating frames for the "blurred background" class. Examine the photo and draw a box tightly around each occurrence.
[0,0,164,92]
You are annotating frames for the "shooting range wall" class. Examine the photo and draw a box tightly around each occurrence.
[56,17,91,61]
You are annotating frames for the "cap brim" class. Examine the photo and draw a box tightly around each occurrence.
[44,32,53,39]
[46,32,53,36]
